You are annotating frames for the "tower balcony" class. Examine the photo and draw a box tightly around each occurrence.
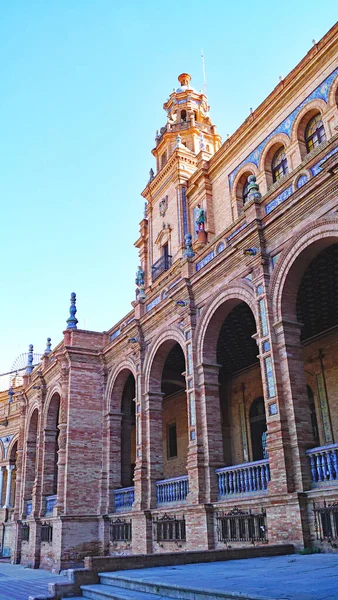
[151,255,172,281]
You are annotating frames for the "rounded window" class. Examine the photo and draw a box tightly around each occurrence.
[305,114,326,153]
[272,147,288,183]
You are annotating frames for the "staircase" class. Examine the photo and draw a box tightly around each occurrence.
[70,570,255,600]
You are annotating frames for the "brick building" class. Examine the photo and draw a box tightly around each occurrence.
[4,23,338,570]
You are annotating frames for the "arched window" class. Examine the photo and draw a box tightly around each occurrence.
[305,114,326,153]
[181,109,187,122]
[243,178,250,203]
[307,385,319,445]
[249,397,267,461]
[272,147,288,182]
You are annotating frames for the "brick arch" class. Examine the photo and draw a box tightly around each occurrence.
[259,133,290,172]
[196,282,258,365]
[25,403,40,436]
[7,435,18,462]
[144,328,186,393]
[232,162,258,195]
[327,72,338,108]
[43,387,62,428]
[290,99,327,143]
[106,359,137,413]
[269,218,338,323]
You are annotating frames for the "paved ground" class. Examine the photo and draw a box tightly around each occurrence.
[0,559,67,600]
[0,553,337,600]
[107,554,338,600]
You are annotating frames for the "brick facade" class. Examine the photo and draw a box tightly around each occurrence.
[3,23,338,570]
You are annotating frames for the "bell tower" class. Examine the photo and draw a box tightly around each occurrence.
[153,73,221,171]
[136,73,221,292]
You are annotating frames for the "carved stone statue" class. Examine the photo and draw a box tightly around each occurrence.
[135,266,145,288]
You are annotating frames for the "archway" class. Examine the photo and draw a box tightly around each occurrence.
[23,408,39,511]
[249,398,267,461]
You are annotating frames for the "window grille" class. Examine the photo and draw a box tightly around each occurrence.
[40,523,53,543]
[154,514,186,542]
[313,501,338,541]
[109,518,132,542]
[216,508,267,543]
[21,523,30,543]
[272,147,288,182]
[305,114,326,153]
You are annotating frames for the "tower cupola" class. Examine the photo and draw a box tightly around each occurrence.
[153,73,221,173]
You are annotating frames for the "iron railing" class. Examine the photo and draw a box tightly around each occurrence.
[313,501,338,541]
[151,255,172,281]
[109,518,132,542]
[40,522,53,543]
[216,508,267,543]
[154,514,186,542]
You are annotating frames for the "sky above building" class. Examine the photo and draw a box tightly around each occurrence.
[0,1,337,382]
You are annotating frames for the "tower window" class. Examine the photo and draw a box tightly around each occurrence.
[305,114,326,153]
[161,152,167,168]
[272,147,288,183]
[167,423,177,458]
[181,110,187,122]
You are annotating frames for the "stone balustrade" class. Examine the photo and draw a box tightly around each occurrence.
[114,486,135,512]
[216,459,270,498]
[306,442,338,485]
[156,475,189,505]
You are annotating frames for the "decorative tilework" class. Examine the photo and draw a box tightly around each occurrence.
[193,205,200,239]
[168,277,182,290]
[196,250,214,272]
[188,378,193,388]
[256,284,264,295]
[310,145,338,176]
[187,343,193,375]
[185,330,191,340]
[137,416,141,445]
[182,186,188,236]
[263,341,271,353]
[296,174,309,188]
[146,295,160,313]
[268,402,278,416]
[228,67,338,189]
[216,242,225,254]
[110,329,121,342]
[190,429,196,440]
[259,298,268,336]
[271,253,280,267]
[0,435,14,459]
[177,188,182,244]
[243,273,253,281]
[226,222,247,242]
[265,185,293,214]
[189,391,196,427]
[265,356,276,398]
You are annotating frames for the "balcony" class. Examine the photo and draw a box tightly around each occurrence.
[306,443,338,487]
[152,255,172,282]
[156,475,189,505]
[216,459,270,498]
[114,486,135,512]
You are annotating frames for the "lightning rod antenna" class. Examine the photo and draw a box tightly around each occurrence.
[201,49,207,97]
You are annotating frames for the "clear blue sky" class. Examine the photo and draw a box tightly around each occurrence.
[0,1,336,380]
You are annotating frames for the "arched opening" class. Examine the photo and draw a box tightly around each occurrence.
[161,343,188,479]
[9,441,17,508]
[249,398,267,461]
[109,368,136,511]
[24,409,39,509]
[272,146,288,183]
[295,243,338,446]
[234,171,253,215]
[121,374,136,488]
[296,109,326,159]
[42,393,60,507]
[181,109,187,122]
[216,302,262,465]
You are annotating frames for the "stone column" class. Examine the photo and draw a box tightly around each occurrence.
[3,465,15,508]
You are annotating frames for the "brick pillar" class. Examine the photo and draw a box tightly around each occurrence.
[106,411,122,513]
[11,395,26,564]
[40,428,58,507]
[194,362,224,504]
[55,367,68,516]
[273,319,314,491]
[143,391,164,508]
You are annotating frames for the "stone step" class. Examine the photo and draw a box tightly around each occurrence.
[80,583,167,599]
[96,573,272,600]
